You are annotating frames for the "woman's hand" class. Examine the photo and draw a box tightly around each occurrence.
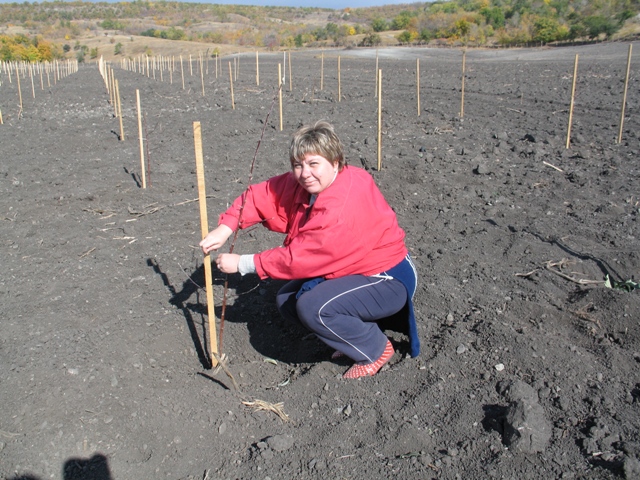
[216,253,240,274]
[200,224,234,255]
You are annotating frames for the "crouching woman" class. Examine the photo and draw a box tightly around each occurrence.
[200,121,419,378]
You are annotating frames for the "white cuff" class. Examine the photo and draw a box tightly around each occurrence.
[238,254,257,276]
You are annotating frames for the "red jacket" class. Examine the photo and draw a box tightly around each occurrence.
[219,165,408,280]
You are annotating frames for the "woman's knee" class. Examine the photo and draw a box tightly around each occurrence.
[294,292,326,331]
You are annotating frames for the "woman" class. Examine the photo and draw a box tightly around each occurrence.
[200,121,419,379]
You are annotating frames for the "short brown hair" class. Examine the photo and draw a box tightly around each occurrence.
[289,121,346,171]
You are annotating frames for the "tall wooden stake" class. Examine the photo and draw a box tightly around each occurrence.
[460,50,466,118]
[377,68,382,171]
[16,68,23,111]
[288,51,292,91]
[320,51,324,91]
[200,54,205,96]
[136,90,146,189]
[617,44,632,144]
[338,56,341,102]
[278,63,283,131]
[375,49,379,98]
[29,65,35,99]
[256,50,259,86]
[116,79,125,141]
[566,54,579,149]
[180,56,185,90]
[416,58,421,116]
[229,62,235,110]
[193,121,219,368]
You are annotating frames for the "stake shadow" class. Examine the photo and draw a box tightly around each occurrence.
[146,256,343,366]
[123,166,141,188]
[147,257,211,369]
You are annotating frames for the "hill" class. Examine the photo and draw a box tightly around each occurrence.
[1,0,639,62]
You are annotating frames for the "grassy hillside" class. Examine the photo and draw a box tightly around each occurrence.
[1,0,639,63]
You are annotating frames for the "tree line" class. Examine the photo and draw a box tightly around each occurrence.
[0,0,638,61]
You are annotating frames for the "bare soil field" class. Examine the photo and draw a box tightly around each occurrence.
[1,43,640,480]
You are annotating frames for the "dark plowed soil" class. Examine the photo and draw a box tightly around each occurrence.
[1,43,640,480]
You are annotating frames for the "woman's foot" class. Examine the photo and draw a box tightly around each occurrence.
[342,340,394,379]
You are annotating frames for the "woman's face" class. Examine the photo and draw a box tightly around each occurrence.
[292,153,338,195]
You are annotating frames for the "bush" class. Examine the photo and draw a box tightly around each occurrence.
[359,32,381,47]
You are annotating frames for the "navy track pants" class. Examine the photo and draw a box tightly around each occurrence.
[276,275,407,364]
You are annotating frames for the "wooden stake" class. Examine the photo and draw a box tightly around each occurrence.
[200,54,205,96]
[193,121,219,368]
[566,54,579,149]
[320,51,324,91]
[111,70,117,117]
[460,50,466,118]
[338,56,341,102]
[16,68,23,111]
[180,56,185,90]
[377,68,382,171]
[229,62,235,110]
[29,65,35,99]
[288,51,292,92]
[116,79,125,141]
[136,90,146,189]
[256,50,259,86]
[416,58,421,116]
[375,49,379,98]
[278,63,283,131]
[617,44,632,144]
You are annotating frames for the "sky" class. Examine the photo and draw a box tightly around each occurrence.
[0,0,424,9]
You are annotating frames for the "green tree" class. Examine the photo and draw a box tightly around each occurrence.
[480,7,505,29]
[372,18,388,32]
[455,19,471,38]
[397,30,413,44]
[391,11,413,30]
[114,42,123,55]
[533,17,561,43]
[90,47,98,59]
[584,16,620,39]
[419,28,433,43]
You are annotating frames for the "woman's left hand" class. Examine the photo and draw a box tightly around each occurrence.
[215,253,240,274]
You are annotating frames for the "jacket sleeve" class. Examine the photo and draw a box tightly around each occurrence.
[218,173,293,234]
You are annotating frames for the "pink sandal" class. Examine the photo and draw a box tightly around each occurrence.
[342,340,394,379]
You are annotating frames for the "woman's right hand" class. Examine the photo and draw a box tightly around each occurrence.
[200,224,234,255]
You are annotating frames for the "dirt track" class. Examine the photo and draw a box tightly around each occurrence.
[1,43,640,479]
